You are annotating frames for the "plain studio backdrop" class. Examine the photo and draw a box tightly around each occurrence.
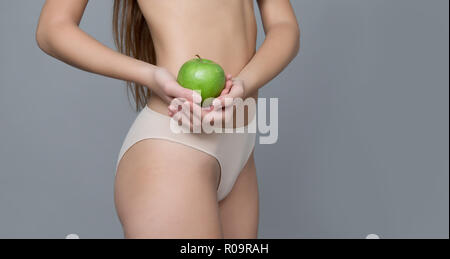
[0,0,448,239]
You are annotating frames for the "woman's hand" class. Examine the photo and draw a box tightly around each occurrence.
[151,67,203,104]
[207,77,246,126]
[168,75,246,131]
[212,77,246,110]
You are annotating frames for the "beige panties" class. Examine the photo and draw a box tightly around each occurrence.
[116,106,257,201]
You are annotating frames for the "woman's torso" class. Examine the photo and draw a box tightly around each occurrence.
[137,0,258,117]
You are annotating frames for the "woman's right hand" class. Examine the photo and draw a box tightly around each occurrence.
[151,67,203,104]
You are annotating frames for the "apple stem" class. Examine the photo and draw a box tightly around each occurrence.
[195,54,202,60]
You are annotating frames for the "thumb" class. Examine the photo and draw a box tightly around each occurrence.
[180,88,202,104]
[167,82,202,104]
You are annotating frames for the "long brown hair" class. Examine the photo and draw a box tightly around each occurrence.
[113,0,156,112]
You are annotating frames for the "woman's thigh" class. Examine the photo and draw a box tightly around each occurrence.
[115,139,223,239]
[219,153,259,239]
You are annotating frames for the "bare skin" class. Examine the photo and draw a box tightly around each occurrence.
[37,0,299,238]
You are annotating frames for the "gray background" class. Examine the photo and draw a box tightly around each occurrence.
[0,0,448,239]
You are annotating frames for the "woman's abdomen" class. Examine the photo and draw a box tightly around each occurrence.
[140,0,257,111]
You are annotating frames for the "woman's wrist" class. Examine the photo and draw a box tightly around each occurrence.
[235,74,253,99]
[136,62,158,90]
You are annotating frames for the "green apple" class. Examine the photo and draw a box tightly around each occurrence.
[177,55,226,106]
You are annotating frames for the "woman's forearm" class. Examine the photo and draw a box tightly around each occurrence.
[36,21,156,88]
[238,22,300,96]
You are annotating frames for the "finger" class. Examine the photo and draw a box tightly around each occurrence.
[220,80,233,96]
[226,75,233,87]
[168,105,176,116]
[200,105,215,123]
[172,111,182,124]
[180,101,194,119]
[179,101,204,132]
[169,98,184,112]
[189,107,203,132]
[211,96,225,111]
[166,81,202,104]
[214,81,244,110]
[183,101,204,121]
[222,74,233,92]
[182,107,202,133]
[223,85,244,108]
[168,101,181,117]
[211,95,235,111]
[169,97,191,118]
[172,110,193,132]
[219,88,229,97]
[208,110,222,124]
[207,107,233,126]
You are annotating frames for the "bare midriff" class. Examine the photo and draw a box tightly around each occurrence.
[138,0,258,124]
